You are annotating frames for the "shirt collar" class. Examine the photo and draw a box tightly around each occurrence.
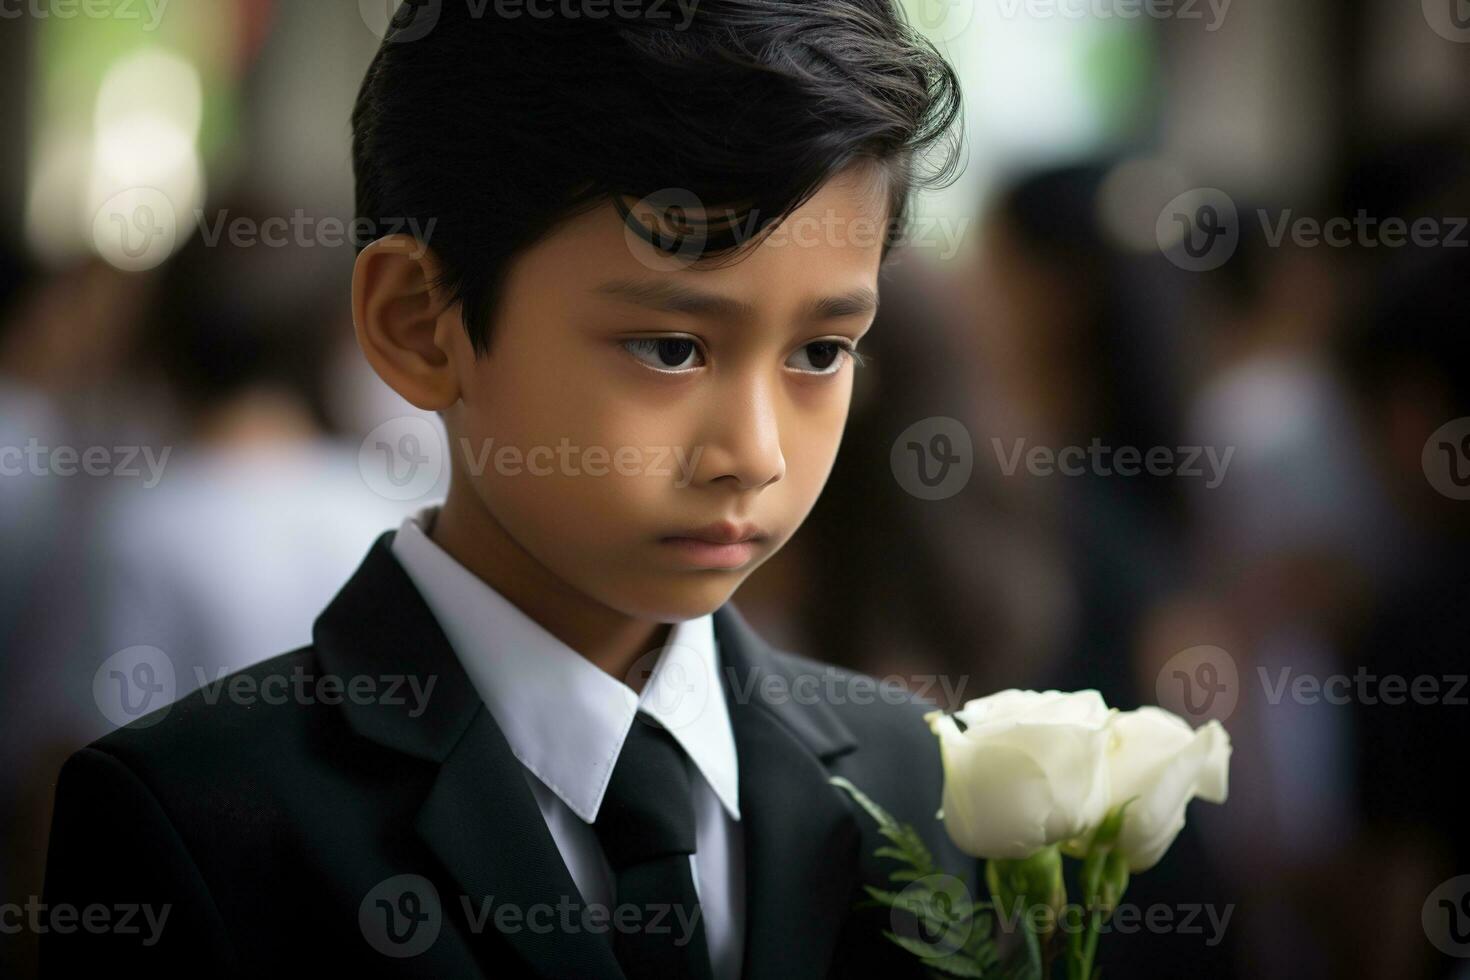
[390,506,740,824]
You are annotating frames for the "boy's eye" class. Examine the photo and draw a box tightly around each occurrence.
[787,340,858,375]
[621,336,862,375]
[622,337,704,372]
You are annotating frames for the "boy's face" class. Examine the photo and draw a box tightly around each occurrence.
[372,166,885,622]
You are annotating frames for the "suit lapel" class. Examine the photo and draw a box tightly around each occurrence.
[713,605,864,980]
[316,534,870,979]
[414,707,626,980]
[315,533,624,980]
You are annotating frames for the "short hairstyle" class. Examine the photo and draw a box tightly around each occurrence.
[351,0,963,354]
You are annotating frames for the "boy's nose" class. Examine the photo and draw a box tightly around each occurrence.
[695,378,787,492]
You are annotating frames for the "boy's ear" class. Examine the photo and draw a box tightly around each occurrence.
[351,234,463,411]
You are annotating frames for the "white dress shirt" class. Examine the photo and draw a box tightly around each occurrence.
[391,506,744,980]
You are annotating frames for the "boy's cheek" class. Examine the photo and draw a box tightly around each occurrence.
[478,467,668,550]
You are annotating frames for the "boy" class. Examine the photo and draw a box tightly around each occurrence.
[42,1,973,976]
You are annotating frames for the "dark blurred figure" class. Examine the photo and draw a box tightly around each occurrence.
[976,163,1194,710]
[0,242,39,637]
[1339,131,1470,980]
[85,199,411,685]
[1171,191,1381,980]
[1,203,409,977]
[755,163,1197,707]
[980,163,1240,978]
[742,245,1075,707]
[744,163,1243,975]
[0,252,153,980]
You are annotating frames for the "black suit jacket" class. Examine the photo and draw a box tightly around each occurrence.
[42,532,978,978]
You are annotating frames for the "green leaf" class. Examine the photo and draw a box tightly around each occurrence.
[1099,850,1129,920]
[830,776,938,875]
[830,776,900,832]
[834,777,1002,978]
[876,935,987,978]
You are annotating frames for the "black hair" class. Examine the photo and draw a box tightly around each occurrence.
[351,0,963,354]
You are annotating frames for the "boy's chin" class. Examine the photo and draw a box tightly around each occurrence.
[609,574,747,624]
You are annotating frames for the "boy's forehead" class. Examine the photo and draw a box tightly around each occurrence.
[519,173,889,309]
[589,277,879,327]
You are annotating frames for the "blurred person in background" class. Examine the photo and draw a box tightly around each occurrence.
[0,252,155,978]
[85,201,414,680]
[0,243,45,645]
[750,163,1193,708]
[1339,131,1470,980]
[1147,130,1470,980]
[0,203,414,976]
[742,243,1076,706]
[977,163,1241,978]
[973,163,1195,710]
[749,161,1245,974]
[1169,230,1376,980]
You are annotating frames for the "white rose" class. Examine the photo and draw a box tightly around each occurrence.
[925,689,1114,860]
[1095,707,1231,872]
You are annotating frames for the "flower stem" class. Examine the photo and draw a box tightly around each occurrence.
[1064,903,1084,980]
[1077,905,1102,980]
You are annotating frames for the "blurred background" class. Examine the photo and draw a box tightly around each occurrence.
[1,0,1468,976]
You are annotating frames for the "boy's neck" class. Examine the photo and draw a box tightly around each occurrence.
[429,480,670,692]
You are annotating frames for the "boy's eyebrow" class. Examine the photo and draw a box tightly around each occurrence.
[594,278,879,323]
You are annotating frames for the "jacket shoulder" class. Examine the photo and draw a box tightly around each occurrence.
[78,645,345,803]
[754,643,943,752]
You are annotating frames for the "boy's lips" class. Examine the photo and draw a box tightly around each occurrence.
[657,537,762,569]
[663,520,769,545]
[658,521,770,569]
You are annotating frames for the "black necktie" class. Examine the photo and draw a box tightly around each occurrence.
[592,711,715,980]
